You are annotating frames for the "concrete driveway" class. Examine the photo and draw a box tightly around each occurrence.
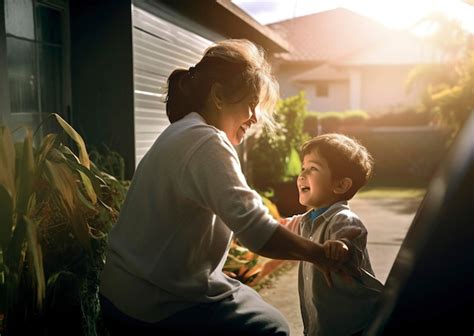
[259,196,423,335]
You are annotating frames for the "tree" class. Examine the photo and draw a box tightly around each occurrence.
[407,13,473,136]
[248,92,309,191]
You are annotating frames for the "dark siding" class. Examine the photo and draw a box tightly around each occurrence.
[0,0,10,124]
[70,0,135,178]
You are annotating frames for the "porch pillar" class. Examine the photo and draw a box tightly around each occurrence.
[349,69,361,110]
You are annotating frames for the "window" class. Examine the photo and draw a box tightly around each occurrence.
[315,82,329,97]
[5,0,65,117]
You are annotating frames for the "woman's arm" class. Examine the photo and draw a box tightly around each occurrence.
[257,224,361,286]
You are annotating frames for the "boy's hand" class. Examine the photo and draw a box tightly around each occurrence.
[323,240,349,262]
[318,227,362,287]
[319,240,349,288]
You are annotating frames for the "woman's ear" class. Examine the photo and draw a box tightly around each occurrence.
[333,177,353,195]
[210,83,224,111]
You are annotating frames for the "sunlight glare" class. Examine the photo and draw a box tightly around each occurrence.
[233,0,474,34]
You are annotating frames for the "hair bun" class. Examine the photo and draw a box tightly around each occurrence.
[188,66,196,78]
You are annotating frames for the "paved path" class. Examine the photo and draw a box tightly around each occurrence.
[259,196,422,335]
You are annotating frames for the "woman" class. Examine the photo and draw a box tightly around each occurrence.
[99,39,354,335]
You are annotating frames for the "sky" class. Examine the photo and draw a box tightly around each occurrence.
[232,0,474,33]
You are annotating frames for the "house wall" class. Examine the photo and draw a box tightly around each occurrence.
[70,0,135,178]
[360,65,419,113]
[273,63,313,99]
[278,63,421,113]
[131,3,215,165]
[303,81,350,112]
[0,0,10,125]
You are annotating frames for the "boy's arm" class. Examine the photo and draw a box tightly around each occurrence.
[328,214,368,268]
[258,223,361,287]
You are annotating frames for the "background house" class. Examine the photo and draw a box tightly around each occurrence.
[269,8,442,114]
[0,0,287,178]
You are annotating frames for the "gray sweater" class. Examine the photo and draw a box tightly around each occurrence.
[100,112,279,322]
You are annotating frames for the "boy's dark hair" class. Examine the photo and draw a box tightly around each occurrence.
[301,133,374,200]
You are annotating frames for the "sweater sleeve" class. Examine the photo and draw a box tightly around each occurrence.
[179,133,279,252]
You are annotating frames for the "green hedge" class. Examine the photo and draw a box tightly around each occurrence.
[346,126,450,186]
[304,110,369,135]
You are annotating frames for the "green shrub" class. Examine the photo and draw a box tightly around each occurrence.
[343,110,369,126]
[303,113,319,135]
[366,108,432,127]
[89,145,126,181]
[346,126,450,186]
[248,92,309,191]
[304,110,369,134]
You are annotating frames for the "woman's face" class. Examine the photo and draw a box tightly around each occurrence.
[220,95,259,145]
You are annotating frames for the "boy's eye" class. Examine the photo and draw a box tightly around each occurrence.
[301,166,317,172]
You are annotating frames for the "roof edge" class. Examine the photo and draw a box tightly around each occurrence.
[217,0,289,52]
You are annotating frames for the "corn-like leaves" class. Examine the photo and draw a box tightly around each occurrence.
[59,145,99,205]
[53,114,90,169]
[0,185,13,251]
[37,134,58,165]
[0,127,16,199]
[1,115,120,323]
[24,215,45,309]
[44,159,91,250]
[44,160,76,216]
[15,130,34,216]
[70,211,91,251]
[5,216,26,275]
[78,171,97,205]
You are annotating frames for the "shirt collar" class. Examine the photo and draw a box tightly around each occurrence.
[302,200,349,223]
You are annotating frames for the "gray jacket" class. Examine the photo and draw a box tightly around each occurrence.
[286,201,383,336]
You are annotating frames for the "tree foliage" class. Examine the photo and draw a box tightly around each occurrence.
[248,92,309,191]
[408,13,473,135]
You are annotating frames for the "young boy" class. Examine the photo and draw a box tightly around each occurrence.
[283,133,383,336]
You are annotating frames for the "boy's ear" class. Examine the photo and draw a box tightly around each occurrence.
[210,83,224,111]
[333,177,353,195]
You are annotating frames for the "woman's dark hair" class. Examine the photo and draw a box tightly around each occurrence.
[166,39,279,129]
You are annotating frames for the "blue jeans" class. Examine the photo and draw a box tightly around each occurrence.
[100,285,290,336]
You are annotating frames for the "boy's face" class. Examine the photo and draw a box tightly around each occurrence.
[297,151,340,209]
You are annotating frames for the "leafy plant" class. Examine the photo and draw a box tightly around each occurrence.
[304,110,370,134]
[89,144,126,182]
[0,114,124,335]
[224,196,281,285]
[407,14,473,137]
[248,92,309,191]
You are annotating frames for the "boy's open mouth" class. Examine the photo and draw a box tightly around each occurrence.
[300,186,310,192]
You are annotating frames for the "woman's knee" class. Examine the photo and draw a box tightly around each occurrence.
[221,286,290,335]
